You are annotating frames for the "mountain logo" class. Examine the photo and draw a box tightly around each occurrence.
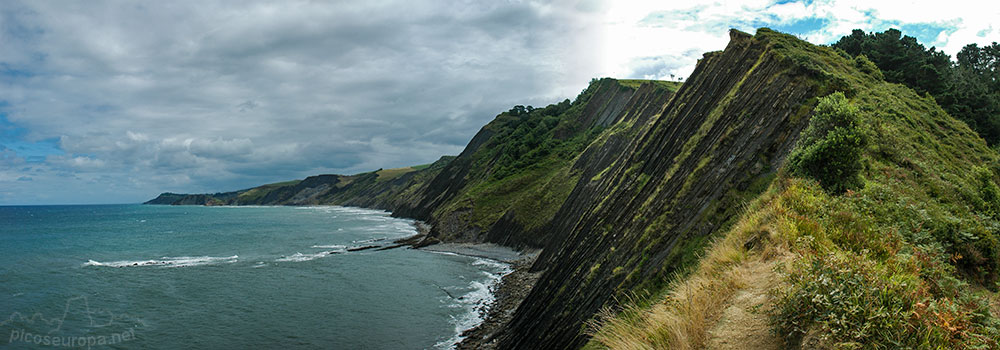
[2,296,144,348]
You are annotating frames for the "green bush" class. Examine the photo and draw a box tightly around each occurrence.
[772,254,926,348]
[974,165,1000,215]
[772,251,999,349]
[854,55,883,80]
[788,92,868,193]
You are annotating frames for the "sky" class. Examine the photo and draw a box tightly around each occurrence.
[0,1,998,205]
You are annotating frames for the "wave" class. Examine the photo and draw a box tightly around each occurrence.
[435,257,513,349]
[275,250,339,262]
[365,221,416,231]
[355,222,418,239]
[351,237,388,244]
[295,206,392,216]
[310,244,347,249]
[472,258,512,271]
[357,215,393,222]
[83,255,239,268]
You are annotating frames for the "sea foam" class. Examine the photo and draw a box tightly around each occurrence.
[310,244,347,249]
[83,255,239,268]
[435,257,513,349]
[275,251,339,262]
[350,237,387,244]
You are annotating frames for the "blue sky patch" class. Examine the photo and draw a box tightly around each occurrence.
[774,0,814,5]
[899,22,956,48]
[756,17,829,36]
[0,113,64,161]
[0,63,36,79]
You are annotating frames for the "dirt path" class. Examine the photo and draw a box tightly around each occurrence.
[705,260,784,350]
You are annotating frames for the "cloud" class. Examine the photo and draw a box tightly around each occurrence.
[599,0,999,81]
[0,0,603,204]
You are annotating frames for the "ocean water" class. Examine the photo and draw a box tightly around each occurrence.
[0,205,509,349]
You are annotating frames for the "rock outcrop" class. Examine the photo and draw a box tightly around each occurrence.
[496,28,822,349]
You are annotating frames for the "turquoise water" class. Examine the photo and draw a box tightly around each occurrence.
[0,205,508,349]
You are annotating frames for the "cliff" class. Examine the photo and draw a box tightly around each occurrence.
[147,78,682,250]
[587,30,1000,349]
[144,157,453,209]
[495,28,823,348]
[147,28,1000,349]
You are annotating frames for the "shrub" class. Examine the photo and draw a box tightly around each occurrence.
[788,92,867,193]
[974,165,1000,215]
[772,250,1000,349]
[854,55,884,80]
[771,253,927,348]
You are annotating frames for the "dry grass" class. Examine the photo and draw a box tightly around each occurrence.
[588,182,810,350]
[704,260,782,350]
[590,175,1000,349]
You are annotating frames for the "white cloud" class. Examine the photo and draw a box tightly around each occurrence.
[0,0,603,204]
[592,0,998,82]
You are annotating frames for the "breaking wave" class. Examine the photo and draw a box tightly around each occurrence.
[83,255,239,268]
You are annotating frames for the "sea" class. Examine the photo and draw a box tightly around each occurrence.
[0,204,510,349]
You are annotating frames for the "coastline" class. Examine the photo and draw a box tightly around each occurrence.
[408,221,526,264]
[146,200,543,347]
[454,251,540,349]
[420,243,527,264]
[410,227,541,350]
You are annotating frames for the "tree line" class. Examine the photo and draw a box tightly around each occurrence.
[833,29,1000,146]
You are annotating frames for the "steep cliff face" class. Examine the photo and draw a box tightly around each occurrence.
[144,157,453,209]
[587,29,1000,349]
[147,78,681,250]
[415,79,678,248]
[143,192,187,204]
[495,29,829,348]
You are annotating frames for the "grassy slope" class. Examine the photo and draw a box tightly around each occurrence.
[324,156,457,208]
[588,28,1000,350]
[430,78,676,243]
[236,180,302,203]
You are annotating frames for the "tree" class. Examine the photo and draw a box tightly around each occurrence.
[942,42,1000,144]
[835,29,1000,146]
[788,92,867,193]
[957,43,1000,82]
[833,29,950,96]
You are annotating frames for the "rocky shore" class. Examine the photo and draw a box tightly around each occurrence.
[406,222,542,349]
[420,243,527,264]
[455,252,540,349]
[415,242,539,349]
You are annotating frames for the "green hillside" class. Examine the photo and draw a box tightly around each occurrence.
[147,78,680,249]
[589,28,1000,350]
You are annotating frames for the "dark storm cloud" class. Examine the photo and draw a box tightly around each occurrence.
[0,0,603,204]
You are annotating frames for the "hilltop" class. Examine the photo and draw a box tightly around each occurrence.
[587,29,1000,349]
